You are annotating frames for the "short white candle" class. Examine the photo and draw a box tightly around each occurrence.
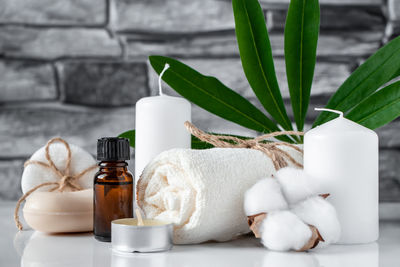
[304,108,379,244]
[135,64,191,185]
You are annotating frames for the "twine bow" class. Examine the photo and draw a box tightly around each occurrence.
[184,121,304,170]
[14,137,98,230]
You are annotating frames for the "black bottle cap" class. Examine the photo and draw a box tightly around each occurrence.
[97,137,130,161]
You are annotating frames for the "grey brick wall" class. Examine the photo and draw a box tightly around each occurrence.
[0,0,399,202]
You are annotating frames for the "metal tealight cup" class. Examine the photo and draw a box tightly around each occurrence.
[111,218,173,253]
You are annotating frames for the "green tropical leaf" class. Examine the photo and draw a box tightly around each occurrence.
[149,55,293,143]
[314,35,400,127]
[346,81,400,129]
[191,135,214,149]
[191,132,251,149]
[285,0,320,131]
[118,130,135,147]
[232,0,292,131]
[118,129,253,150]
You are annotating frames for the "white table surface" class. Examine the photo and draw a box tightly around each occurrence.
[1,201,399,267]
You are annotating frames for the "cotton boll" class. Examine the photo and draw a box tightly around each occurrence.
[244,178,288,216]
[291,196,341,246]
[260,211,311,251]
[275,167,318,204]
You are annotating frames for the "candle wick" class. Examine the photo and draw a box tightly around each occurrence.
[135,208,145,226]
[315,108,343,118]
[158,63,170,96]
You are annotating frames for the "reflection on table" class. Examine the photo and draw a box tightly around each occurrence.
[15,231,379,267]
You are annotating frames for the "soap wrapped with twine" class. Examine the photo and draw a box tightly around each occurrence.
[14,138,98,230]
[184,121,304,170]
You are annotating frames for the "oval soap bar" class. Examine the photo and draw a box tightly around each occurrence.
[23,189,93,233]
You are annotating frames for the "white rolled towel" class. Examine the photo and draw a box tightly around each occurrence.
[137,147,302,244]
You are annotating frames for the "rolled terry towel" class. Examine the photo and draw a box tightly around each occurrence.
[137,147,302,244]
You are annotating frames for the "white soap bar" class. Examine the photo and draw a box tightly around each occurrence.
[21,142,97,194]
[23,189,93,233]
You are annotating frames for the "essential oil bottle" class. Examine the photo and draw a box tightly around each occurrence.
[94,137,133,242]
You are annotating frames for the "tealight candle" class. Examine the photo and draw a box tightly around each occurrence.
[111,210,173,253]
[304,108,379,244]
[135,64,191,186]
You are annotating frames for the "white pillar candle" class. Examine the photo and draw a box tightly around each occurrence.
[135,64,191,185]
[304,108,379,244]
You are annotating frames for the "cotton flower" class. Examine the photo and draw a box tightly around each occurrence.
[260,210,312,251]
[291,196,340,247]
[244,178,288,216]
[275,167,318,204]
[244,167,340,251]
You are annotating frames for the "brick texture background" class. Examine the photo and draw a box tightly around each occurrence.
[0,0,399,202]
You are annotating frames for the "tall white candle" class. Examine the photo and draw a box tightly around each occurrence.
[135,64,191,185]
[304,108,379,244]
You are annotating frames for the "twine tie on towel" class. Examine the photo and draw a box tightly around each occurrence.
[14,137,98,230]
[184,121,304,170]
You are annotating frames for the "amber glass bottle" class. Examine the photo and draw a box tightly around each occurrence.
[94,137,133,242]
